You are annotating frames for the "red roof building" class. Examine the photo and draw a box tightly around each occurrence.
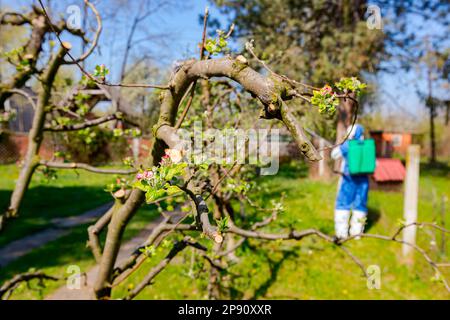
[373,158,406,182]
[368,130,418,190]
[370,130,422,158]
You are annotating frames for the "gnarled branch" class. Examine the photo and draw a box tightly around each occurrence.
[39,160,137,175]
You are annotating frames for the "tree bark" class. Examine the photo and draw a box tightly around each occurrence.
[1,45,68,227]
[333,93,355,172]
[428,67,436,164]
[93,188,145,298]
[429,102,436,164]
[93,55,321,299]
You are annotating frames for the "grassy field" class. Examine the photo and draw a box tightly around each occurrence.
[112,161,450,300]
[1,161,449,299]
[0,164,114,247]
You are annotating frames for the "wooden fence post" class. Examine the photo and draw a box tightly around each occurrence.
[318,138,325,177]
[402,144,420,262]
[132,138,140,162]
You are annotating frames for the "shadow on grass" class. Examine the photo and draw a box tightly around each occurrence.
[420,161,450,178]
[366,206,381,232]
[0,186,110,247]
[250,250,298,300]
[0,205,159,287]
[0,224,94,284]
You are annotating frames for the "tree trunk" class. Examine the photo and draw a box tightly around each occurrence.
[93,189,145,299]
[309,137,332,180]
[427,65,436,164]
[1,46,68,229]
[333,94,355,172]
[429,102,436,164]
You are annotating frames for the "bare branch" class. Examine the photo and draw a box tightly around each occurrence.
[87,204,117,263]
[64,0,102,64]
[0,271,60,300]
[173,7,209,129]
[0,12,30,25]
[37,0,170,90]
[124,237,205,300]
[39,161,137,175]
[44,112,123,131]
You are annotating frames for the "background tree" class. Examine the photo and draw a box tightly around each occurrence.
[0,2,133,229]
[211,0,385,143]
[421,45,449,164]
[370,0,449,163]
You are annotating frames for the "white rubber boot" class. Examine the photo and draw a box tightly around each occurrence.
[350,210,367,239]
[334,210,350,239]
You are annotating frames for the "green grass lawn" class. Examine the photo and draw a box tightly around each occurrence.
[1,161,449,299]
[0,164,160,299]
[0,164,115,247]
[111,161,450,300]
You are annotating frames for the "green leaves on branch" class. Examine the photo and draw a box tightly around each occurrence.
[105,177,132,199]
[113,128,142,138]
[133,151,187,203]
[222,177,251,195]
[204,30,229,56]
[16,59,31,72]
[122,156,134,167]
[1,47,32,72]
[334,77,366,97]
[1,47,23,60]
[216,216,229,233]
[93,64,109,81]
[54,116,71,127]
[38,166,58,181]
[139,239,173,260]
[53,150,70,161]
[74,92,91,116]
[311,77,366,115]
[139,245,156,258]
[80,64,109,86]
[0,110,17,123]
[311,85,339,115]
[77,128,97,145]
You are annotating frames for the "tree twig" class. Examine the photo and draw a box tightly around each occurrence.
[39,161,137,175]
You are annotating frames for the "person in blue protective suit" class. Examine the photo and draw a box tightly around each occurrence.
[331,124,369,239]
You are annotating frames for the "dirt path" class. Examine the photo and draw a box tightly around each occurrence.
[46,212,184,300]
[0,203,113,267]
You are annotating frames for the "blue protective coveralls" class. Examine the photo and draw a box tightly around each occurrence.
[332,124,369,238]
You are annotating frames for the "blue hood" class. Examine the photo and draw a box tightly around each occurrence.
[340,124,366,176]
[352,124,364,140]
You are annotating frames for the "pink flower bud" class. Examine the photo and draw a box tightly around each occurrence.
[143,170,154,179]
[136,173,144,180]
[320,85,332,95]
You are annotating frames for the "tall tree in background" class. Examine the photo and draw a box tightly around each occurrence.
[355,1,449,163]
[211,0,385,143]
[91,0,183,122]
[422,45,449,164]
[377,0,449,164]
[212,0,450,163]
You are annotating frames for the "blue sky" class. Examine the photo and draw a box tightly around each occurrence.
[1,0,448,126]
